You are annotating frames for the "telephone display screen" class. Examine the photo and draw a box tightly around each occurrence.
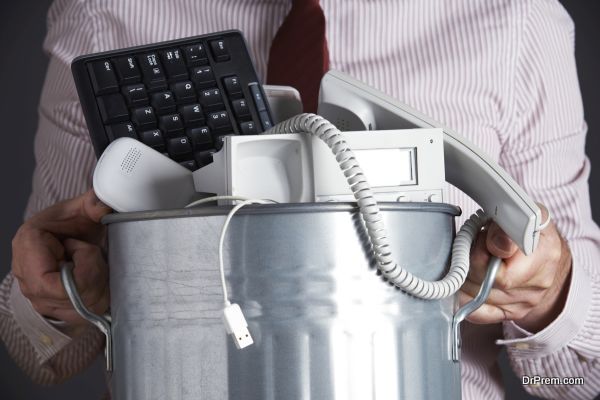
[353,148,416,187]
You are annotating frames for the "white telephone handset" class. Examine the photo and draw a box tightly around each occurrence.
[317,70,542,255]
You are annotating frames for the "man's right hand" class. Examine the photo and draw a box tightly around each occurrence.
[11,189,112,325]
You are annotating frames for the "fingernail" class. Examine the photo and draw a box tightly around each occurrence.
[492,233,512,251]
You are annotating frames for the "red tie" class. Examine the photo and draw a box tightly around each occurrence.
[266,0,330,113]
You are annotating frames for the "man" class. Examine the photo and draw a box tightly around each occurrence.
[2,0,599,398]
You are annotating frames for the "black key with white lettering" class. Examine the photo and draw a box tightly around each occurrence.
[239,121,257,135]
[140,129,166,152]
[160,49,188,80]
[97,93,128,124]
[106,122,137,140]
[259,110,273,130]
[190,66,215,88]
[167,136,193,160]
[112,56,141,84]
[207,110,232,131]
[131,106,157,129]
[151,91,176,114]
[159,114,184,137]
[231,98,251,119]
[249,83,267,111]
[199,88,224,109]
[223,76,242,98]
[183,43,208,66]
[179,103,204,126]
[171,81,196,104]
[209,39,230,62]
[187,126,213,150]
[138,53,167,91]
[88,60,119,95]
[122,84,148,107]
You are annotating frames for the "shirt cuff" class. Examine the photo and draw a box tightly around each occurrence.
[9,278,72,364]
[495,256,592,358]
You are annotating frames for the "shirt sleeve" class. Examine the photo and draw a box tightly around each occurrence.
[0,0,105,385]
[495,1,600,398]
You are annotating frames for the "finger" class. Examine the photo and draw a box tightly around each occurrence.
[486,222,519,259]
[31,286,110,326]
[458,291,505,324]
[461,279,545,307]
[64,238,109,304]
[27,189,111,241]
[465,229,491,284]
[12,227,64,282]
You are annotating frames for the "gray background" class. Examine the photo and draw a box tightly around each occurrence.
[0,1,597,399]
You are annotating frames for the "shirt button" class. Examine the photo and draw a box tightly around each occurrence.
[514,342,530,350]
[40,334,53,346]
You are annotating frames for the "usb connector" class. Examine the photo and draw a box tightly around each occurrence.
[222,303,254,349]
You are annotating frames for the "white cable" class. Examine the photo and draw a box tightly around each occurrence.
[266,113,489,299]
[185,195,252,208]
[217,199,275,305]
[537,209,552,231]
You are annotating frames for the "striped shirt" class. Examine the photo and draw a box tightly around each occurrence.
[1,0,599,398]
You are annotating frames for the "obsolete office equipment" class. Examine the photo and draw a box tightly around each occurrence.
[63,63,546,399]
[93,137,196,212]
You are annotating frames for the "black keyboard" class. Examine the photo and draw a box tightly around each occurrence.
[71,30,273,171]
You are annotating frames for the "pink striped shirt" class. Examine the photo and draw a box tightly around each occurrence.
[1,0,599,398]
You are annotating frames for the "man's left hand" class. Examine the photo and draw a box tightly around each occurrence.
[459,206,573,332]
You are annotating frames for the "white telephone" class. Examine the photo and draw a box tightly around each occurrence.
[317,71,542,255]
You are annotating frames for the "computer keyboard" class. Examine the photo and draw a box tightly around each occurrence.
[72,30,274,171]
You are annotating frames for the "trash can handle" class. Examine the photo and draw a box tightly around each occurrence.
[451,256,501,362]
[60,261,113,372]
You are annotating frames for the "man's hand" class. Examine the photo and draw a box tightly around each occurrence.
[11,189,112,325]
[459,206,573,332]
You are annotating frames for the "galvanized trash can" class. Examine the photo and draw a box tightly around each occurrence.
[62,202,491,400]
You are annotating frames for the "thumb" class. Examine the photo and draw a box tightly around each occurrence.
[82,189,112,223]
[485,222,519,259]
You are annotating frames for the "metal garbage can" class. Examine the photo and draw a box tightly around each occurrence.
[63,202,484,400]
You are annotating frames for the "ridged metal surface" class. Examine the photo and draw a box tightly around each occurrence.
[107,203,462,399]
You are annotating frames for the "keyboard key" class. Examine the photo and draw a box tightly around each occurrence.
[160,49,188,80]
[167,136,193,160]
[179,160,198,171]
[151,91,176,115]
[140,129,166,152]
[194,150,215,168]
[259,110,273,130]
[209,39,230,62]
[122,84,148,106]
[199,88,224,109]
[179,103,204,126]
[138,53,167,91]
[207,110,232,131]
[171,81,196,104]
[212,133,234,151]
[97,93,129,124]
[131,106,157,129]
[88,60,119,95]
[159,114,184,137]
[113,56,141,84]
[249,83,267,111]
[239,121,257,135]
[106,122,137,140]
[190,66,215,88]
[231,98,251,119]
[187,126,213,150]
[183,43,208,66]
[223,76,242,98]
